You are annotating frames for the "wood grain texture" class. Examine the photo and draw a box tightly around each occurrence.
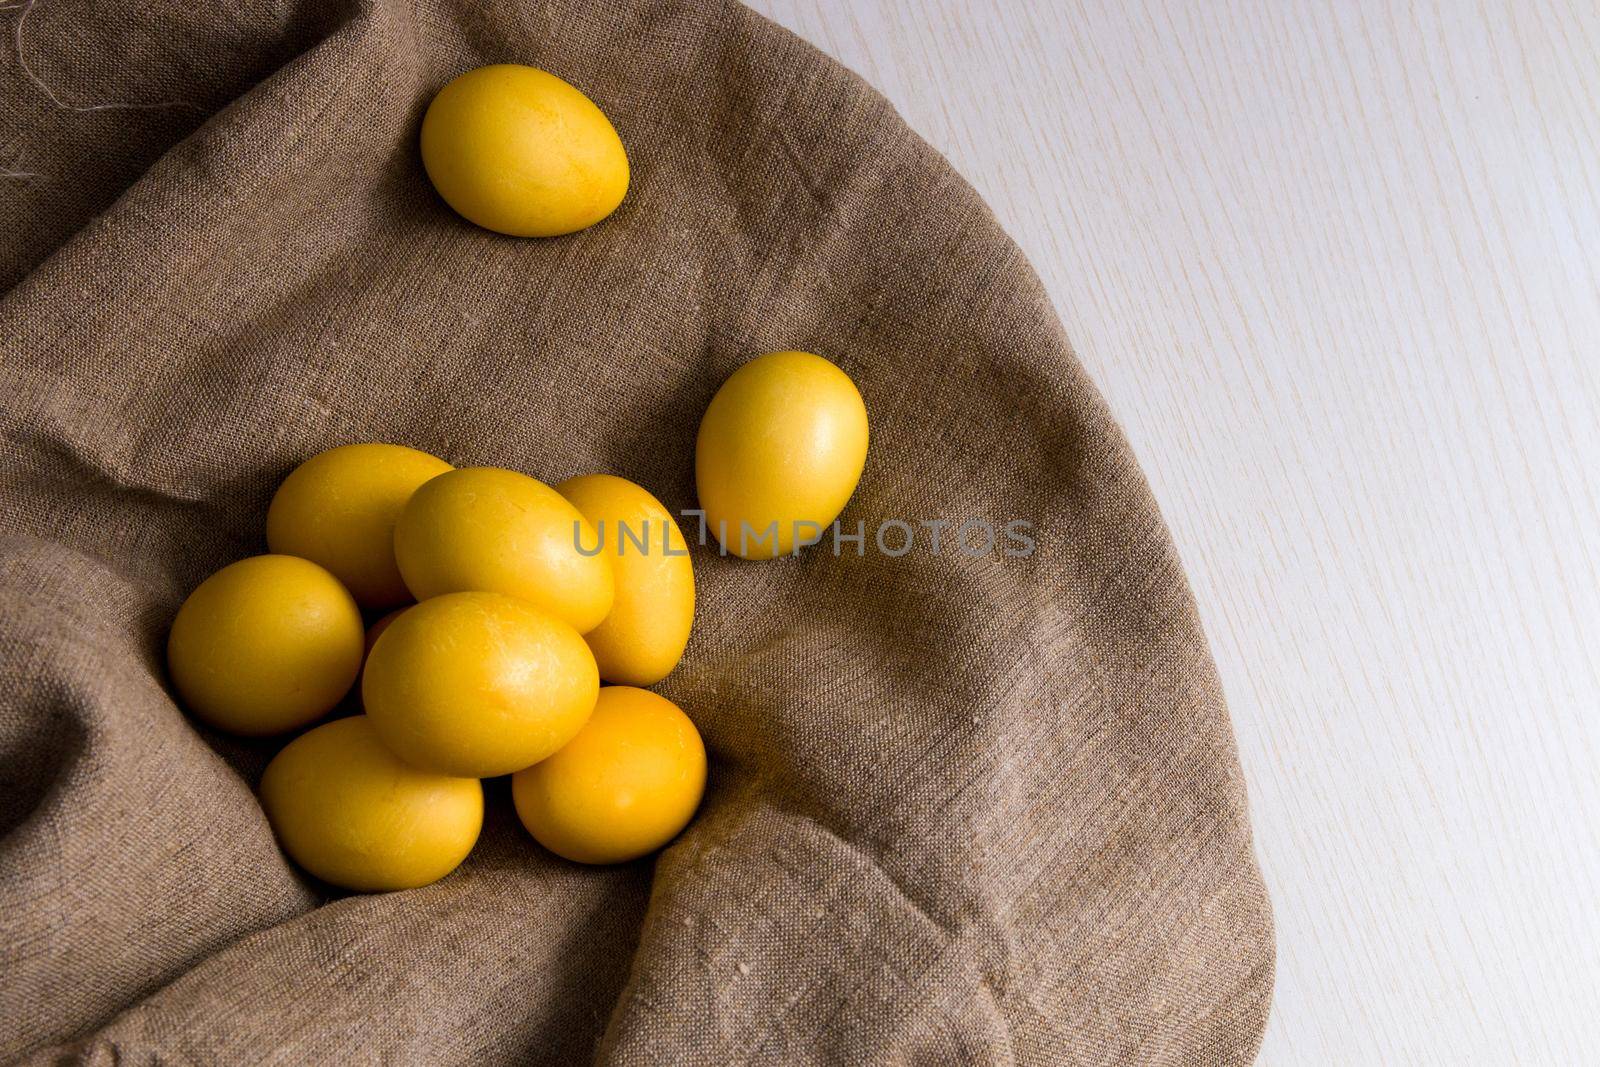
[745,1,1600,1062]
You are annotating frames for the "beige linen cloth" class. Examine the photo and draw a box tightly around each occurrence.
[0,0,1274,1062]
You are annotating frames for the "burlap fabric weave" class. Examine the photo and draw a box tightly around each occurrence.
[0,1,1274,1062]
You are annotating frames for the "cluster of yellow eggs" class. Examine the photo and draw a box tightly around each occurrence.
[168,450,706,889]
[167,351,868,890]
[165,64,871,893]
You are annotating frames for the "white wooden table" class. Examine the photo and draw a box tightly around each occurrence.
[747,2,1600,1062]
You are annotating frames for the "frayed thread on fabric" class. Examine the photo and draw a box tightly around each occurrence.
[1,147,39,181]
[9,0,205,115]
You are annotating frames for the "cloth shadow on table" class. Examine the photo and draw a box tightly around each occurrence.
[0,0,1274,1062]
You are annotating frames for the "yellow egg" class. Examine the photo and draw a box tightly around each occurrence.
[695,351,870,560]
[555,474,694,685]
[362,591,599,777]
[511,686,706,864]
[394,466,614,633]
[266,443,453,610]
[167,554,364,736]
[420,64,629,237]
[260,716,482,892]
